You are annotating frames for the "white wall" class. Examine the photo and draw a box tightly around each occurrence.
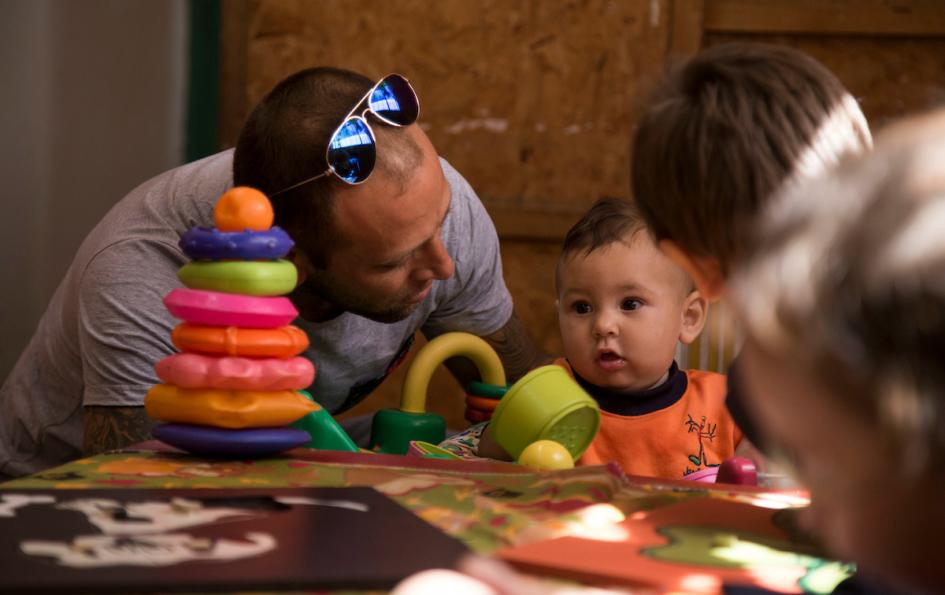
[0,0,187,379]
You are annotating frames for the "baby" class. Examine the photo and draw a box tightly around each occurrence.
[554,197,745,479]
[449,198,748,480]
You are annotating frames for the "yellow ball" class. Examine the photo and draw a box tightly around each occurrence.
[517,440,574,470]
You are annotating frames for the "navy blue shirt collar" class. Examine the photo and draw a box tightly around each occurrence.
[571,360,687,416]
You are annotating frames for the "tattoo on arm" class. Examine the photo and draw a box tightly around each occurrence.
[479,311,553,382]
[82,406,156,456]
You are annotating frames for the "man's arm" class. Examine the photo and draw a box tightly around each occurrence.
[82,406,156,456]
[442,311,553,387]
[76,239,186,459]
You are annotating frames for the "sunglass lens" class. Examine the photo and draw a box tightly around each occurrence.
[368,75,419,126]
[327,118,375,184]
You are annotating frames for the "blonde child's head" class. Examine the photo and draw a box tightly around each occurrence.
[731,109,945,591]
[556,197,707,392]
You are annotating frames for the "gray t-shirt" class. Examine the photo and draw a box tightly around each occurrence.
[0,150,512,477]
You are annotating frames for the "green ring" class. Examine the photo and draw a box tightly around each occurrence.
[465,381,509,399]
[178,259,297,296]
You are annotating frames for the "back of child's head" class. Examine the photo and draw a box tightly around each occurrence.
[632,42,872,277]
[731,109,945,590]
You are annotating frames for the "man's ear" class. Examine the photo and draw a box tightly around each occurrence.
[287,247,313,286]
[679,290,709,345]
[658,240,725,301]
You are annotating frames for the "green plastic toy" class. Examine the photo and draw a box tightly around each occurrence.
[177,259,297,296]
[370,332,507,454]
[491,365,600,461]
[291,390,359,452]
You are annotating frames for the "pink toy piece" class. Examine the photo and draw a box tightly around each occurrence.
[682,466,719,483]
[156,353,315,391]
[716,456,759,486]
[164,288,298,328]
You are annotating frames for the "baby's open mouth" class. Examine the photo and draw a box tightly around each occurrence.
[596,350,626,371]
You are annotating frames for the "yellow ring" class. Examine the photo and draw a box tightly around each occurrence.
[401,332,505,413]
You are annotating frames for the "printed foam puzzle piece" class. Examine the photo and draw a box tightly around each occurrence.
[0,486,469,593]
[497,496,853,595]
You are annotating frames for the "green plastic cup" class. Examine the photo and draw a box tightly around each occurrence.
[490,365,600,460]
[370,408,446,455]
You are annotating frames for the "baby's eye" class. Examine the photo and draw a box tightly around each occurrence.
[621,298,642,311]
[571,301,592,314]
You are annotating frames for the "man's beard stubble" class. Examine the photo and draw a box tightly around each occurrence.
[288,275,422,325]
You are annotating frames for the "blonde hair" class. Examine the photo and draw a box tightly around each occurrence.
[732,109,945,478]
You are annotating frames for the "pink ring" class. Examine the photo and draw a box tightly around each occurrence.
[156,353,315,391]
[164,288,298,328]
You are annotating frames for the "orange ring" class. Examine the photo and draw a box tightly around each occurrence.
[465,394,499,411]
[145,384,317,428]
[172,323,309,357]
[464,407,493,424]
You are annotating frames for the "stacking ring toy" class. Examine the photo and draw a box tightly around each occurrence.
[156,353,315,391]
[466,381,509,399]
[145,384,317,428]
[464,408,493,424]
[180,226,294,261]
[178,260,297,296]
[465,394,499,412]
[153,423,310,457]
[164,288,298,328]
[171,323,309,357]
[214,186,274,232]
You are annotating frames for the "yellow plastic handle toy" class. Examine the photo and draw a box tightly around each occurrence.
[400,332,506,413]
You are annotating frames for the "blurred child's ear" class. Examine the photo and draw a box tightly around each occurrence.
[658,240,725,301]
[679,289,709,344]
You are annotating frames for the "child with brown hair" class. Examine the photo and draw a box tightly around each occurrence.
[632,42,872,295]
[730,108,945,593]
[630,42,873,446]
[554,197,747,479]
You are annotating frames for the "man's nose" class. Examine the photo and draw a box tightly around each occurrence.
[417,236,454,281]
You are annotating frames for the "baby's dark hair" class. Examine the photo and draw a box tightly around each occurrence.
[557,197,691,293]
[632,42,871,276]
[733,110,945,480]
[560,197,650,261]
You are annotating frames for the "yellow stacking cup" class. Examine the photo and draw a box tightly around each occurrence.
[490,365,600,461]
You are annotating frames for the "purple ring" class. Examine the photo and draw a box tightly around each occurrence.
[180,226,294,260]
[153,423,309,457]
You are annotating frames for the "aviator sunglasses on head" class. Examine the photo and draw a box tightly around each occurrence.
[270,73,420,196]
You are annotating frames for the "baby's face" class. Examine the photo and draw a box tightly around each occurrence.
[556,234,690,391]
[739,338,943,590]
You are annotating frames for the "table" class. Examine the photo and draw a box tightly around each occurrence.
[1,442,849,594]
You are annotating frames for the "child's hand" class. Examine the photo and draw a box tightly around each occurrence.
[735,437,767,472]
[476,423,513,461]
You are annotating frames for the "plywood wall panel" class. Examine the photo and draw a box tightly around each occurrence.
[500,239,566,355]
[222,0,945,436]
[222,0,671,219]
